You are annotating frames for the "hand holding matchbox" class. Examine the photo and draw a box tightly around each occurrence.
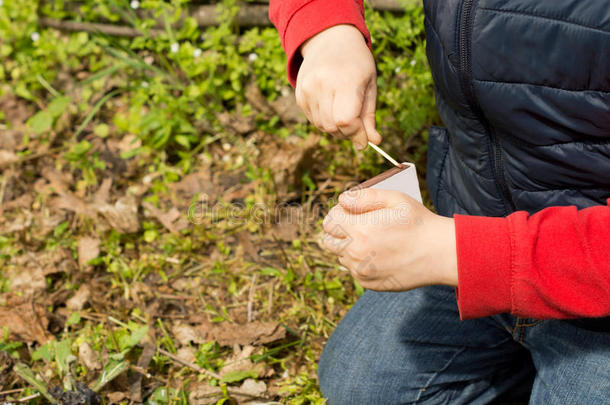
[355,142,422,202]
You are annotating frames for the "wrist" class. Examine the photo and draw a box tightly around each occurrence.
[300,24,366,58]
[438,217,459,286]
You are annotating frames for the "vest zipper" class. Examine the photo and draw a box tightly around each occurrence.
[458,0,515,214]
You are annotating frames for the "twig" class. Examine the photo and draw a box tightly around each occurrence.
[267,280,274,315]
[39,1,417,38]
[0,388,25,396]
[39,17,163,37]
[157,347,222,380]
[17,393,41,402]
[247,274,257,322]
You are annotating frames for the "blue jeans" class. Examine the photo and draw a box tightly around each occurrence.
[318,286,610,404]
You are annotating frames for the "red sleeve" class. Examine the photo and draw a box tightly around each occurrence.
[455,199,610,320]
[269,0,371,87]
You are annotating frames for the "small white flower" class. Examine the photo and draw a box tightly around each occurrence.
[30,32,40,42]
[222,142,231,151]
[410,59,416,66]
[394,66,401,73]
[141,81,149,88]
[193,48,202,58]
[170,42,179,53]
[130,0,139,9]
[248,52,258,62]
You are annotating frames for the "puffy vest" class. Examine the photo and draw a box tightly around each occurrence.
[424,0,610,218]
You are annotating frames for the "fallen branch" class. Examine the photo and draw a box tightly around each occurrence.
[39,1,418,37]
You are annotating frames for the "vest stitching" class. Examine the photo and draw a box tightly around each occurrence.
[474,78,610,96]
[479,7,610,35]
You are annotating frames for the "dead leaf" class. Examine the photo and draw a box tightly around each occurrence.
[0,150,18,167]
[78,342,101,371]
[219,345,264,378]
[66,285,91,311]
[142,202,189,234]
[188,378,268,405]
[176,347,196,364]
[97,195,139,233]
[197,321,286,347]
[270,87,307,125]
[257,133,320,196]
[170,169,216,200]
[3,193,34,211]
[0,350,16,390]
[172,323,206,346]
[93,177,113,206]
[106,392,127,403]
[0,294,51,344]
[49,192,94,216]
[78,236,100,269]
[217,108,256,135]
[238,378,267,398]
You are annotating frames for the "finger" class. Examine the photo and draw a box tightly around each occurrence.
[339,188,409,213]
[295,85,313,124]
[319,90,339,135]
[322,206,350,237]
[323,233,353,256]
[333,89,366,148]
[362,79,382,145]
[351,124,368,151]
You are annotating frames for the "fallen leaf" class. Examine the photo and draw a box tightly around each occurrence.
[257,133,320,196]
[176,347,196,364]
[97,195,139,233]
[0,150,18,167]
[0,294,51,344]
[106,391,127,403]
[270,87,307,125]
[219,345,262,378]
[238,378,267,397]
[78,236,100,269]
[172,323,206,346]
[198,321,286,347]
[78,342,101,371]
[66,285,91,311]
[142,202,189,234]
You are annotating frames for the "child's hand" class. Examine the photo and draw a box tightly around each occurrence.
[297,24,381,150]
[322,188,458,291]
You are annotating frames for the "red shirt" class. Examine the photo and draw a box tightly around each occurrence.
[270,0,610,320]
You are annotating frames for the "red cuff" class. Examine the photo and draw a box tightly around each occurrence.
[454,215,513,320]
[273,0,371,87]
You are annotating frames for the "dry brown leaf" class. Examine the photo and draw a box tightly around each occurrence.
[188,378,268,405]
[219,345,264,378]
[170,170,215,200]
[197,321,286,347]
[270,88,307,125]
[49,192,94,216]
[142,202,189,234]
[97,195,139,233]
[3,193,34,211]
[8,267,46,295]
[0,150,18,167]
[176,346,196,364]
[78,236,100,269]
[78,341,101,371]
[257,133,320,195]
[66,285,91,311]
[93,177,113,206]
[172,323,206,346]
[0,294,51,344]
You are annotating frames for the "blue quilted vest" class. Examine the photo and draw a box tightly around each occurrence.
[424,0,610,218]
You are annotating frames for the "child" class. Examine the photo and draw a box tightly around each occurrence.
[270,1,610,403]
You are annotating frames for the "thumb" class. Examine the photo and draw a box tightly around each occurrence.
[339,188,408,214]
[361,79,382,145]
